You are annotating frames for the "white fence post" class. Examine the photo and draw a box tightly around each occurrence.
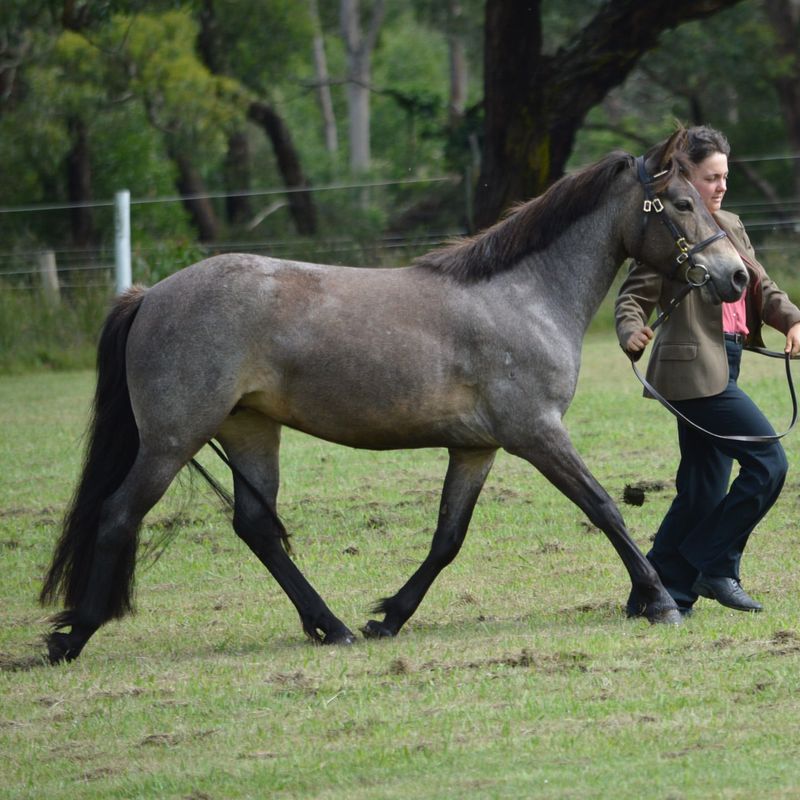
[114,189,131,294]
[38,250,60,306]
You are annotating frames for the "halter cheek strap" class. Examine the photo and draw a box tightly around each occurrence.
[634,155,728,285]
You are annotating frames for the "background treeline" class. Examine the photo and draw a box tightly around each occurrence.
[1,0,800,370]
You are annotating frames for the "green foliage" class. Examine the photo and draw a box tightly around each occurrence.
[370,10,450,174]
[133,237,208,284]
[105,11,247,152]
[206,0,313,95]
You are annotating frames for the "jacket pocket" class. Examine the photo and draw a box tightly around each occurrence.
[658,342,697,361]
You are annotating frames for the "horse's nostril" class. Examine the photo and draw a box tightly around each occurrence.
[733,268,748,292]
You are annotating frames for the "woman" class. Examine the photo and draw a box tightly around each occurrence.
[616,125,800,615]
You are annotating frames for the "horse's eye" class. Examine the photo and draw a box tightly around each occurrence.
[674,199,693,212]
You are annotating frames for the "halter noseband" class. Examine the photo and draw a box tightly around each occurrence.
[635,155,728,289]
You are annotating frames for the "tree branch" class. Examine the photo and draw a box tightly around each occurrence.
[550,0,745,122]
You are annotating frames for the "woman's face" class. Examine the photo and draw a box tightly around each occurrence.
[690,152,728,214]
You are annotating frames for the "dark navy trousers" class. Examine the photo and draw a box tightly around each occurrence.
[647,337,788,608]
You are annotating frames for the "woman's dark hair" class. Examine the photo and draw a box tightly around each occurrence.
[685,125,730,164]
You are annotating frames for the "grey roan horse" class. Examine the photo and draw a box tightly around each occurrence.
[41,131,748,662]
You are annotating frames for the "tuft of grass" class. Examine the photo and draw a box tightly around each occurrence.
[2,333,800,798]
[0,284,110,373]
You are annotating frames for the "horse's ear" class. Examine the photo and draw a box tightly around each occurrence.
[659,126,688,170]
[644,125,688,176]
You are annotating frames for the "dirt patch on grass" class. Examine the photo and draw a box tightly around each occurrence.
[0,651,49,672]
[267,669,318,695]
[768,629,800,655]
[139,728,218,747]
[384,648,590,677]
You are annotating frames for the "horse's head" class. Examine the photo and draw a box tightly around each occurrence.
[626,129,748,304]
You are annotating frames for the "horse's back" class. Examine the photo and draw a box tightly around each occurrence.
[124,254,498,450]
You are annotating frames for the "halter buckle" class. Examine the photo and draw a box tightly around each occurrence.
[676,236,689,253]
[676,251,689,264]
[651,198,664,213]
[643,199,652,212]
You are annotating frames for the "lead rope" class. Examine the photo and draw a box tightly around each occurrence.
[629,292,798,443]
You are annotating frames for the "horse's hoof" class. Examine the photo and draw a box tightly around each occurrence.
[45,632,81,664]
[649,607,683,626]
[323,628,357,646]
[360,619,395,639]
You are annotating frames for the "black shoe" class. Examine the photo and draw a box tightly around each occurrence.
[692,574,763,612]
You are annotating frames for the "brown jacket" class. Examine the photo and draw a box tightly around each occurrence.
[615,210,800,401]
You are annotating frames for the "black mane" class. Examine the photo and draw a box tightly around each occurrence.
[416,151,636,281]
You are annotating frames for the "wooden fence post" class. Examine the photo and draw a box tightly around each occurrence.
[38,250,60,307]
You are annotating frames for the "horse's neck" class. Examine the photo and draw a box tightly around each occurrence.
[518,202,625,334]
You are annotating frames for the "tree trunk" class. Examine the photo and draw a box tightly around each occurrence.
[477,0,545,229]
[446,0,468,127]
[340,0,386,173]
[475,0,746,228]
[763,0,800,202]
[248,101,317,235]
[309,0,338,154]
[65,116,95,247]
[224,129,253,225]
[167,142,220,242]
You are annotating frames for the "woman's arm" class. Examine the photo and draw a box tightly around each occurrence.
[615,260,662,358]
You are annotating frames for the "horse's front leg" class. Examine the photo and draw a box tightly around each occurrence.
[362,447,497,639]
[507,420,681,625]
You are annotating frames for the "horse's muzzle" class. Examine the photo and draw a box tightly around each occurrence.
[731,267,749,297]
[710,265,749,303]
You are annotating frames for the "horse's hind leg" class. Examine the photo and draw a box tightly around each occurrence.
[217,415,356,645]
[46,449,184,663]
[362,447,497,638]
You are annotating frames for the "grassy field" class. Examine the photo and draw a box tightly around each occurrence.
[2,330,800,799]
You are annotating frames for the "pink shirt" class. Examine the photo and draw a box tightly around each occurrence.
[722,293,748,335]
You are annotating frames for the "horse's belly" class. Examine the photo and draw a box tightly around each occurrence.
[236,382,496,450]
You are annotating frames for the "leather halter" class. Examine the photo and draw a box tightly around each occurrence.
[635,155,728,290]
[629,156,797,443]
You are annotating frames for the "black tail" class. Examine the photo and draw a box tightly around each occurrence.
[40,287,146,622]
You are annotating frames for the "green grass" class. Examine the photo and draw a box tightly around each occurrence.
[2,331,800,798]
[0,285,109,373]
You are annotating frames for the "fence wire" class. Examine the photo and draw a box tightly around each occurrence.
[2,171,800,297]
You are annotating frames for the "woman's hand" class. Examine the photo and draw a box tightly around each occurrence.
[625,326,654,355]
[785,322,800,356]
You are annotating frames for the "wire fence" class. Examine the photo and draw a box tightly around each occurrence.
[2,168,800,303]
[0,176,466,299]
